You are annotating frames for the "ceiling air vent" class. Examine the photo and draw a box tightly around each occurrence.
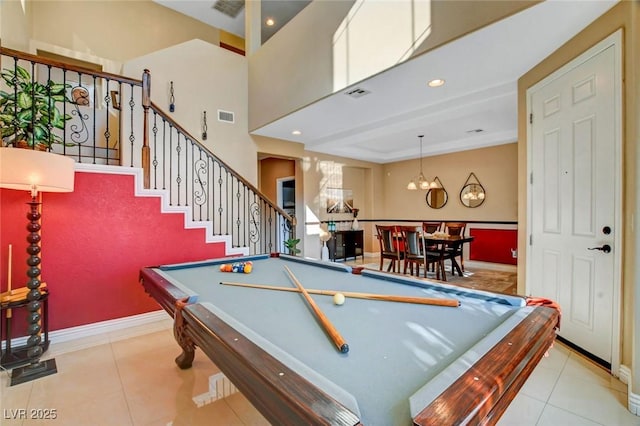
[212,0,245,18]
[218,110,235,124]
[344,87,371,99]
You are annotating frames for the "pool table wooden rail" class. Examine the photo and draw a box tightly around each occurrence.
[140,266,559,426]
[140,267,361,425]
[414,306,558,425]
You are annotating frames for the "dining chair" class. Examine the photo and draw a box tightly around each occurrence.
[422,221,442,234]
[444,222,467,274]
[420,222,443,273]
[399,225,442,278]
[375,224,403,273]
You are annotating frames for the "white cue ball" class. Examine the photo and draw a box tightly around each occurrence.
[333,293,346,305]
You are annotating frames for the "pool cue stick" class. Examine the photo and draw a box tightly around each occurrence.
[5,244,13,354]
[283,266,349,353]
[7,244,12,295]
[220,281,460,307]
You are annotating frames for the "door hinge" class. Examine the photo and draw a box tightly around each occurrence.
[529,113,533,124]
[529,234,533,245]
[530,173,533,184]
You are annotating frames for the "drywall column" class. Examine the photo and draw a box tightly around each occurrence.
[245,0,261,56]
[632,2,640,415]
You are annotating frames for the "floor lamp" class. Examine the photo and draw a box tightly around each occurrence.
[0,147,75,386]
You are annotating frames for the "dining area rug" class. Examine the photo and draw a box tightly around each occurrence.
[355,260,517,295]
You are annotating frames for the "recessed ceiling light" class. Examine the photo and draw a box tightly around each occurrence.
[292,130,302,136]
[427,79,445,87]
[265,18,275,26]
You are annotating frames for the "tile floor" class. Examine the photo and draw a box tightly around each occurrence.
[1,319,638,425]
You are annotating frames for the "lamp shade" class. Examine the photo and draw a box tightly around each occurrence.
[0,148,75,194]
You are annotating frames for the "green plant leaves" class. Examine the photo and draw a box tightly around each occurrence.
[0,65,71,147]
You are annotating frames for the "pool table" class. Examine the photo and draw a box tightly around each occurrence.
[140,254,558,426]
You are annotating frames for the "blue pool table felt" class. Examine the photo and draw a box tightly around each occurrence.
[157,255,527,425]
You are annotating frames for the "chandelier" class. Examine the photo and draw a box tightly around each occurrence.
[407,135,430,190]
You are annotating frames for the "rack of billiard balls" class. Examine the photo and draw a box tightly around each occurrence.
[219,261,253,273]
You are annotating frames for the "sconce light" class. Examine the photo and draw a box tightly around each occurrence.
[202,111,208,140]
[0,148,75,385]
[169,81,175,112]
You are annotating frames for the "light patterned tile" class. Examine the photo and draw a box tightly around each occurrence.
[224,393,271,425]
[110,328,177,360]
[1,370,33,422]
[548,374,639,425]
[46,334,110,358]
[562,351,627,392]
[498,393,545,425]
[107,317,172,344]
[537,404,603,425]
[536,341,571,374]
[22,390,133,426]
[518,363,562,402]
[170,398,246,426]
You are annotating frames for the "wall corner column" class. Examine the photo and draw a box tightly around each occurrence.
[244,0,261,56]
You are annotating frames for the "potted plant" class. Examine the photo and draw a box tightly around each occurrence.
[284,238,301,256]
[0,65,71,149]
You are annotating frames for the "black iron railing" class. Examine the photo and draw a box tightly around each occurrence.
[0,46,295,255]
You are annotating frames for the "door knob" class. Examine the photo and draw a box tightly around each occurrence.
[588,244,611,253]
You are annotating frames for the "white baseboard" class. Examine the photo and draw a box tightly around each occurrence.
[619,365,640,415]
[2,310,171,357]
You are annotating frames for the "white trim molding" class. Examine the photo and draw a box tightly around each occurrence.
[619,365,640,415]
[2,310,171,357]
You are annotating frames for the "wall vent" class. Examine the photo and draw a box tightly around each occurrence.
[212,0,245,18]
[344,87,371,99]
[218,110,235,123]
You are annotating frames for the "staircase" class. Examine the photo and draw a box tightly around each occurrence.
[0,47,295,256]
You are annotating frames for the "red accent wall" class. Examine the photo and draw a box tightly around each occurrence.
[469,228,518,265]
[1,171,226,333]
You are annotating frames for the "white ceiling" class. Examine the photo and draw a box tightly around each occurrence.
[157,0,618,163]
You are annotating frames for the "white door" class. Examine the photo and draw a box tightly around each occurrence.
[527,32,621,367]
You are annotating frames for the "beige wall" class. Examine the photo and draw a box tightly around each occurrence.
[248,0,354,132]
[0,0,32,51]
[2,0,220,64]
[383,143,518,221]
[220,30,245,53]
[413,1,537,57]
[517,1,639,383]
[122,39,256,183]
[259,157,295,204]
[301,150,383,259]
[254,140,517,259]
[248,1,537,132]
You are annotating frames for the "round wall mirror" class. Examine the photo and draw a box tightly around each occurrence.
[460,183,486,208]
[426,187,448,209]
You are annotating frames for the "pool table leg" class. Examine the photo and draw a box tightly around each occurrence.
[173,300,195,369]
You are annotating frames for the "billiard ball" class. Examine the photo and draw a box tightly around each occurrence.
[333,293,345,305]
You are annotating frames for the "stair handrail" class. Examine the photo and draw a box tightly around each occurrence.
[0,46,142,86]
[148,100,295,226]
[1,46,296,250]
